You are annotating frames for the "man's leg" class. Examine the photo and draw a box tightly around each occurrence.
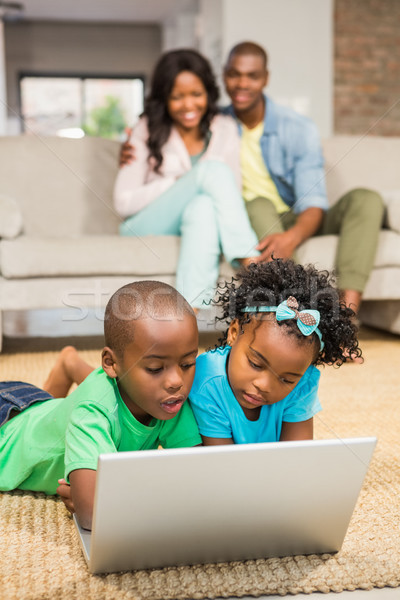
[246,197,297,261]
[319,188,384,313]
[245,197,285,240]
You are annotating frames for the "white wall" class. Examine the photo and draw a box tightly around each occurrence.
[219,0,333,137]
[0,20,7,134]
[197,0,223,90]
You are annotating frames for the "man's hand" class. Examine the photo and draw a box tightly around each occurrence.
[57,478,75,514]
[257,231,297,261]
[256,207,325,262]
[119,127,135,167]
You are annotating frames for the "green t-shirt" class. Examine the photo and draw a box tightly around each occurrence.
[0,368,201,495]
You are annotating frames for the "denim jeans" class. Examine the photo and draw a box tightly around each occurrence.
[0,381,53,427]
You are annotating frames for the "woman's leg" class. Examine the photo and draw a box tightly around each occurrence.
[43,346,94,397]
[119,161,259,306]
[177,194,221,307]
[192,160,259,263]
[119,167,210,237]
[120,161,259,262]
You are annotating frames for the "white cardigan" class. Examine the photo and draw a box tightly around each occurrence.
[113,113,242,218]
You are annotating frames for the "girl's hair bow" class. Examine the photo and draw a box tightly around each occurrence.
[242,296,324,351]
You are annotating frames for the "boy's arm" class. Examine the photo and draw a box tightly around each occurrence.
[280,418,313,441]
[69,469,97,530]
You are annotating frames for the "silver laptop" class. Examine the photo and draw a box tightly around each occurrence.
[74,436,376,574]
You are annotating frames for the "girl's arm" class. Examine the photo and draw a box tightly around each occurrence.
[279,418,314,441]
[113,118,176,218]
[69,468,97,530]
[201,435,234,446]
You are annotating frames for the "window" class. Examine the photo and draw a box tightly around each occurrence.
[19,73,144,139]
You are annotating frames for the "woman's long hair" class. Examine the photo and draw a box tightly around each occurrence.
[143,49,219,172]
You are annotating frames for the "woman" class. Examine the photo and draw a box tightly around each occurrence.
[113,49,259,309]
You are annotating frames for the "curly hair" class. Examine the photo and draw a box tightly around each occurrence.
[143,49,219,172]
[213,258,361,366]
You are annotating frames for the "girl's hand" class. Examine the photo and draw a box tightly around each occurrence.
[57,478,75,514]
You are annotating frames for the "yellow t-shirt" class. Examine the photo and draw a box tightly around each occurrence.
[240,121,289,214]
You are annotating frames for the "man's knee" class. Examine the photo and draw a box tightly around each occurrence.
[246,197,283,239]
[246,196,276,215]
[343,188,385,221]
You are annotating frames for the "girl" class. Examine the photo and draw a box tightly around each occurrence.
[189,258,361,445]
[113,49,259,309]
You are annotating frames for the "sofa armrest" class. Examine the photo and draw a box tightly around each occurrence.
[0,194,23,239]
[382,190,400,233]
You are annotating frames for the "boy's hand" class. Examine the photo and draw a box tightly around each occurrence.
[57,478,75,514]
[119,127,135,167]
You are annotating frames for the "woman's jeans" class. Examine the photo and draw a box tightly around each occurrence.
[120,160,259,308]
[0,381,53,427]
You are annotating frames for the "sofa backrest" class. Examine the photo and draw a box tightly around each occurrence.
[0,135,121,236]
[322,135,400,205]
[1,134,399,236]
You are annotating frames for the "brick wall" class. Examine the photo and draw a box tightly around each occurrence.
[334,0,400,135]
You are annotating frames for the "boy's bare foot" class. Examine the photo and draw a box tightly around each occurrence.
[42,346,80,397]
[342,348,364,364]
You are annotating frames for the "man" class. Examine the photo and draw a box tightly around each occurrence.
[222,42,384,315]
[120,41,384,316]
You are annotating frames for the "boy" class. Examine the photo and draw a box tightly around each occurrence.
[0,281,201,530]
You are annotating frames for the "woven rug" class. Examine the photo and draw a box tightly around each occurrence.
[1,329,399,600]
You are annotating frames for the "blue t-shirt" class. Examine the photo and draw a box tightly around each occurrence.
[189,346,321,444]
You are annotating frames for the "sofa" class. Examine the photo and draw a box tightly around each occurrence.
[0,134,399,351]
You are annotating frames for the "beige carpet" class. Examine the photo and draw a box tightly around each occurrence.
[1,328,400,600]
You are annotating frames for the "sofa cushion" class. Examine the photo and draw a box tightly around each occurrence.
[0,194,23,239]
[0,235,180,278]
[0,136,121,237]
[382,190,400,233]
[322,136,400,205]
[1,230,399,281]
[297,230,400,272]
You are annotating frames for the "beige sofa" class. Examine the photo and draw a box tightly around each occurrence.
[0,134,399,350]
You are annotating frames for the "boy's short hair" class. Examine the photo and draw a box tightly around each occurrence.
[104,281,195,357]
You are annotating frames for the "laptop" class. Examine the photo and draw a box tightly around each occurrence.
[73,436,376,574]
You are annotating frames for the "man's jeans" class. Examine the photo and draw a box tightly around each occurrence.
[0,381,53,427]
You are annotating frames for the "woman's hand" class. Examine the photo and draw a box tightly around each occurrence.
[119,128,135,167]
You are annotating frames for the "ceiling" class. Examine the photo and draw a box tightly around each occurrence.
[1,0,198,23]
